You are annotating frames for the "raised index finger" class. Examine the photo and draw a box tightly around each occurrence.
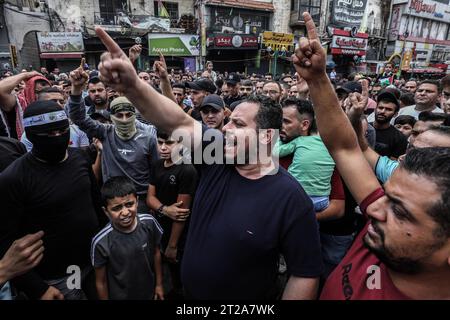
[159,51,166,65]
[95,27,124,57]
[302,12,318,40]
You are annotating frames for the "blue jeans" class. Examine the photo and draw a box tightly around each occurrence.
[320,232,354,280]
[310,196,329,212]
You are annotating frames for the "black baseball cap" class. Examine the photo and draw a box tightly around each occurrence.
[225,73,241,85]
[200,94,224,111]
[336,81,362,94]
[186,78,216,94]
[377,90,400,110]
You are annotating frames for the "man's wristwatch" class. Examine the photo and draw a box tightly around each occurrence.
[157,204,165,218]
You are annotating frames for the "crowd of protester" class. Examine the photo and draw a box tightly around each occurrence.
[1,13,450,300]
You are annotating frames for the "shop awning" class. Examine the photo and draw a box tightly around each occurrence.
[206,0,274,11]
[40,52,83,59]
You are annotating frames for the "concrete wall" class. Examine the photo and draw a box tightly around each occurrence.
[3,3,50,67]
[272,0,290,33]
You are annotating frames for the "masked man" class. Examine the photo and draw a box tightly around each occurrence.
[68,66,159,213]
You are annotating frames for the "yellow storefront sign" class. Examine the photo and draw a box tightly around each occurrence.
[262,31,294,51]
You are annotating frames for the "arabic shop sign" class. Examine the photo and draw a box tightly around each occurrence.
[148,34,200,56]
[208,35,258,49]
[331,0,368,27]
[331,29,368,56]
[262,32,294,51]
[407,0,450,22]
[37,32,84,53]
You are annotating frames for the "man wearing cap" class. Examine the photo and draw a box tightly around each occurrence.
[69,66,159,213]
[185,78,216,121]
[224,73,242,108]
[200,94,226,130]
[0,100,103,300]
[369,90,407,159]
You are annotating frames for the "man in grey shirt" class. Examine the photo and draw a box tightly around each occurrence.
[69,67,158,213]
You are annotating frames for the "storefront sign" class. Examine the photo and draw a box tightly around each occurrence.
[407,0,450,23]
[331,29,368,56]
[331,0,369,27]
[208,35,258,49]
[148,34,200,56]
[37,32,84,53]
[262,32,294,51]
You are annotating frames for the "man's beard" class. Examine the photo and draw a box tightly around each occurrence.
[375,114,393,124]
[363,222,423,274]
[94,97,107,106]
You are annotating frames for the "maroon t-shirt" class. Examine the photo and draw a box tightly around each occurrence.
[320,222,411,300]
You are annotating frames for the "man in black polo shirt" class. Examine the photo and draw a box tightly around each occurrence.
[371,90,407,159]
[223,73,242,109]
[95,28,323,300]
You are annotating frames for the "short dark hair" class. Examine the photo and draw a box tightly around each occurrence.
[282,98,315,133]
[441,75,450,88]
[428,125,450,138]
[156,129,170,140]
[37,87,63,100]
[418,79,441,93]
[245,95,282,131]
[399,92,415,107]
[88,77,103,85]
[394,115,416,127]
[401,147,450,238]
[172,83,185,91]
[263,80,282,93]
[241,79,253,87]
[101,176,136,207]
[418,111,447,123]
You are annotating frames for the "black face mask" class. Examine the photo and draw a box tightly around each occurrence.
[29,130,70,163]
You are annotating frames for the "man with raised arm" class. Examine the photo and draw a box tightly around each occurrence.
[94,25,323,300]
[293,12,450,300]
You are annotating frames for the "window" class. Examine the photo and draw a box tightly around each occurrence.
[154,1,179,20]
[298,0,321,23]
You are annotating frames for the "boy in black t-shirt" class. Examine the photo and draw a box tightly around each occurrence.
[92,176,164,300]
[147,130,197,299]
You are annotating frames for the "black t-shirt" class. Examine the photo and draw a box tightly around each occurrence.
[4,109,17,139]
[0,137,26,172]
[180,127,323,299]
[0,148,103,299]
[190,108,202,121]
[149,159,198,250]
[91,214,163,300]
[0,115,7,137]
[371,124,407,158]
[224,95,242,110]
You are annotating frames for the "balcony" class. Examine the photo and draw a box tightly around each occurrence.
[92,12,197,35]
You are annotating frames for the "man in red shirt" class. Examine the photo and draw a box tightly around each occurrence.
[294,12,450,300]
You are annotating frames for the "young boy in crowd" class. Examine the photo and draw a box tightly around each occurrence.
[394,115,416,138]
[91,176,164,300]
[147,130,198,299]
[275,120,335,212]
